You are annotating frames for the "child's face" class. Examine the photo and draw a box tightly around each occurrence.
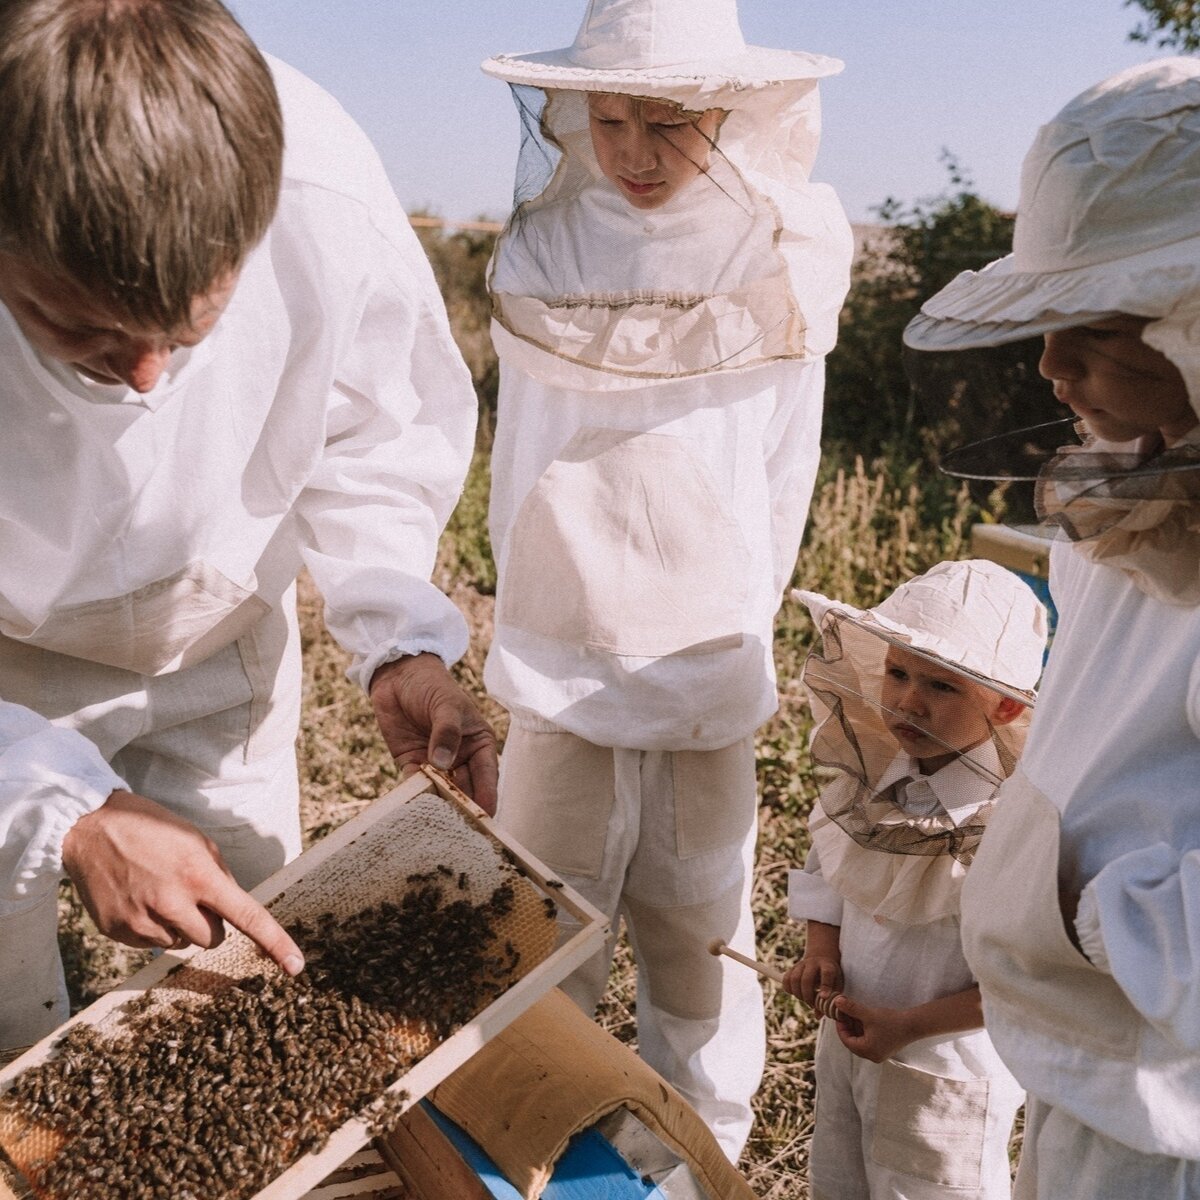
[586,93,723,211]
[1039,315,1195,443]
[880,645,1019,773]
[0,251,238,394]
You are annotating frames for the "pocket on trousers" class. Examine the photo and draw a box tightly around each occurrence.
[497,728,616,880]
[870,1059,989,1190]
[673,734,757,859]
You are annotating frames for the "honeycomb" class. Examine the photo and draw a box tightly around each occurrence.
[0,775,587,1200]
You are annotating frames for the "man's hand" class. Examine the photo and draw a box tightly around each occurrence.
[369,652,499,814]
[61,791,305,974]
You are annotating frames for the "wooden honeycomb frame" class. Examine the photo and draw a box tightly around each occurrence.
[0,768,608,1200]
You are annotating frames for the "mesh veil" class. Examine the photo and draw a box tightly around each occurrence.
[489,80,852,385]
[803,613,1031,865]
[907,342,1200,604]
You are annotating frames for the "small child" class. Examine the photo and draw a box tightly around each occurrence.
[479,0,853,1158]
[785,560,1048,1199]
[903,60,1200,1199]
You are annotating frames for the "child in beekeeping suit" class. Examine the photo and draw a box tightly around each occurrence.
[479,0,853,1158]
[903,59,1200,1200]
[784,560,1047,1199]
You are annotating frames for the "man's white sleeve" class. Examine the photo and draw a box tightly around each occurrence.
[0,701,125,903]
[295,223,477,691]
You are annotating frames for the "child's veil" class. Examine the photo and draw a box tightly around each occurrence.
[480,0,853,390]
[792,561,1048,924]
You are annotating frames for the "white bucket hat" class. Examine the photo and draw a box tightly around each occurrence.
[904,57,1200,363]
[481,0,842,102]
[481,0,853,383]
[793,559,1049,698]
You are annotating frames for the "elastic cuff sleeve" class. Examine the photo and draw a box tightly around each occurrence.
[1074,879,1111,973]
[351,636,460,694]
[0,726,127,901]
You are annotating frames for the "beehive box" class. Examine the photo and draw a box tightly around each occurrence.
[0,767,607,1200]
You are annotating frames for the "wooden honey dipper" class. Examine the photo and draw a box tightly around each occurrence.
[707,939,845,1019]
[707,939,786,985]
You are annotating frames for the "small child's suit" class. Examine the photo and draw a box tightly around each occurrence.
[790,747,1024,1200]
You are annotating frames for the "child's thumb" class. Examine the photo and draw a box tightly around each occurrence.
[831,992,859,1020]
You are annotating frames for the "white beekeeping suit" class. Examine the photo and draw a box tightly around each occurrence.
[480,0,853,1159]
[0,59,477,1049]
[904,58,1200,1200]
[788,561,1046,1199]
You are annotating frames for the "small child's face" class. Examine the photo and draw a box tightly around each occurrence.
[586,92,723,211]
[1039,315,1195,443]
[880,645,1018,773]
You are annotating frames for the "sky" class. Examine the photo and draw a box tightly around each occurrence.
[230,1,1173,225]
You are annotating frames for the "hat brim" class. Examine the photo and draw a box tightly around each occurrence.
[481,46,843,95]
[789,588,1037,706]
[903,233,1200,352]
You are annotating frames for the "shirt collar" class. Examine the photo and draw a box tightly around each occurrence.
[878,740,1005,827]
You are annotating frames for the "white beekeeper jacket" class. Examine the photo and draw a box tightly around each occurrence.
[0,59,476,903]
[962,541,1200,1159]
[480,8,852,752]
[485,345,829,752]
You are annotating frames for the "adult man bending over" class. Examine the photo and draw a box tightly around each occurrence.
[0,0,495,1047]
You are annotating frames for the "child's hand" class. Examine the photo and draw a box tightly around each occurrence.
[831,994,915,1063]
[782,954,844,1009]
[785,920,844,1010]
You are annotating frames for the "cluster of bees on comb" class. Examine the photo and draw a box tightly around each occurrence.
[0,865,554,1200]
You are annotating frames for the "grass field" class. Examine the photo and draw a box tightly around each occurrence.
[55,434,981,1197]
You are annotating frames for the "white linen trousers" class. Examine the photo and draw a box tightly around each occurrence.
[496,722,765,1160]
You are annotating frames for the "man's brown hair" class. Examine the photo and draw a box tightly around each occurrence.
[0,0,283,329]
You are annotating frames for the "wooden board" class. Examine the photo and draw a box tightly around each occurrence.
[377,1105,492,1200]
[970,523,1051,578]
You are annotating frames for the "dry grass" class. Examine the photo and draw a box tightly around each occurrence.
[55,444,981,1196]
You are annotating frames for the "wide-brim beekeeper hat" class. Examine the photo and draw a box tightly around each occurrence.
[794,558,1048,703]
[904,57,1200,410]
[481,0,843,104]
[480,0,853,384]
[903,58,1200,609]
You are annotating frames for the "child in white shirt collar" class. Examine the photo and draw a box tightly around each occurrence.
[785,559,1047,1200]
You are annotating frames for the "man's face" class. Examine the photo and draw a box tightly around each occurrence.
[0,252,238,394]
[1039,315,1195,443]
[586,93,723,211]
[880,645,1007,773]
